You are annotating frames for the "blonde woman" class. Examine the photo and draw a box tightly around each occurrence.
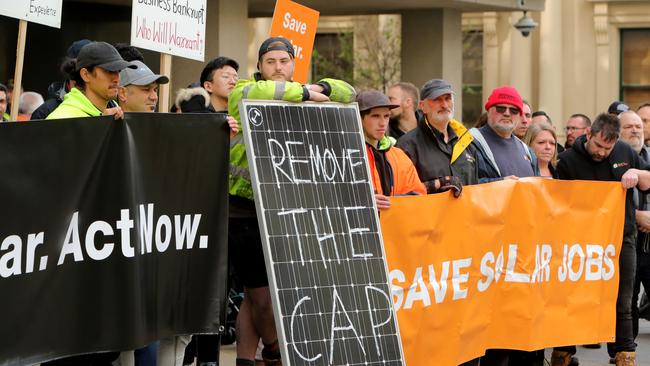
[525,122,558,178]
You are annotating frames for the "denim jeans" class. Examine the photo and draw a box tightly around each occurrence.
[607,233,638,358]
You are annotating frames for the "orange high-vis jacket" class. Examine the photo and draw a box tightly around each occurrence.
[366,137,426,196]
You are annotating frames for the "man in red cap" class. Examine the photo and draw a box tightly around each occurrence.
[470,86,542,365]
[470,85,539,184]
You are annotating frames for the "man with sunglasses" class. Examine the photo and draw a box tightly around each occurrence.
[469,86,540,184]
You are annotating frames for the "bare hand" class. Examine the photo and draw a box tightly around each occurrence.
[307,84,325,94]
[308,90,330,102]
[503,175,519,180]
[102,106,124,120]
[226,115,239,138]
[637,210,650,232]
[375,194,391,209]
[621,169,640,189]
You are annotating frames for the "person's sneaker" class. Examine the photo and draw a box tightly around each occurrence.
[582,343,602,349]
[614,351,636,366]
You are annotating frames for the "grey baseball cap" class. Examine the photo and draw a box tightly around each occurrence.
[76,41,136,72]
[357,90,399,112]
[119,61,169,87]
[420,79,454,101]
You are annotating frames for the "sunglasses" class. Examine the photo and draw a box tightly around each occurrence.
[494,105,521,115]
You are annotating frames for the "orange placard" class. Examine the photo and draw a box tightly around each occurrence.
[380,178,625,366]
[270,0,319,84]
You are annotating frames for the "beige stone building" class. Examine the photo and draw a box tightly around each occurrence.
[245,0,650,143]
[3,0,650,140]
[462,0,650,142]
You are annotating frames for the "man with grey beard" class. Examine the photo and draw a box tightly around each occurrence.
[469,86,541,365]
[619,111,650,344]
[470,85,539,184]
[397,79,477,197]
[637,103,650,147]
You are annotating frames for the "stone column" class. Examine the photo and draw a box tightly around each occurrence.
[509,12,533,107]
[593,2,616,113]
[538,0,564,133]
[401,9,463,119]
[483,12,499,100]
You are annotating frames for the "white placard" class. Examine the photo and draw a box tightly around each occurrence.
[131,0,207,61]
[0,0,63,28]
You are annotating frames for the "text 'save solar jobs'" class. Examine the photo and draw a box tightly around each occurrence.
[240,100,406,366]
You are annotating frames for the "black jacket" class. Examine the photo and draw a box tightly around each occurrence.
[397,116,478,192]
[31,82,66,120]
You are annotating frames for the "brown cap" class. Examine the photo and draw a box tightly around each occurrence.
[356,90,399,112]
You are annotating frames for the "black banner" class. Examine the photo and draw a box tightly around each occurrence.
[0,113,229,365]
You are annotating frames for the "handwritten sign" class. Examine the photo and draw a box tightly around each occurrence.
[0,0,63,28]
[130,0,207,61]
[240,100,406,366]
[270,0,319,84]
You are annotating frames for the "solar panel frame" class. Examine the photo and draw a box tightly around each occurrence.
[240,100,406,366]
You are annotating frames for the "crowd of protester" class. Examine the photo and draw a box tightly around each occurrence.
[3,35,650,366]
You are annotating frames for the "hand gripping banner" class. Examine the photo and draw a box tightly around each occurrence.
[381,178,625,366]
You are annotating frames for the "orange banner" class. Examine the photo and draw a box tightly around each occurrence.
[270,0,319,84]
[380,178,625,366]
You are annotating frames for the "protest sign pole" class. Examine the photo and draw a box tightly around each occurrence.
[159,53,172,112]
[10,19,27,121]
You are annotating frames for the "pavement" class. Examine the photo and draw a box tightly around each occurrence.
[218,320,650,365]
[559,319,650,366]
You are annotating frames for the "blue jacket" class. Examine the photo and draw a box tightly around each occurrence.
[469,127,540,183]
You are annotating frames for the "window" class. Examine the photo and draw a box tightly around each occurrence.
[462,30,483,126]
[621,29,650,109]
[311,33,353,83]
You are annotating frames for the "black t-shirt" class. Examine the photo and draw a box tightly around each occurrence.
[557,135,644,236]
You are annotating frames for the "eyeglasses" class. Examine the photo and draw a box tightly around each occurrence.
[565,126,586,132]
[212,74,238,83]
[494,105,521,115]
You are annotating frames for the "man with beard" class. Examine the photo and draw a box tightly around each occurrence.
[47,42,135,120]
[470,85,539,184]
[386,82,420,140]
[618,111,650,347]
[564,114,591,149]
[637,103,650,147]
[470,85,541,366]
[397,79,476,198]
[227,36,355,366]
[555,112,650,366]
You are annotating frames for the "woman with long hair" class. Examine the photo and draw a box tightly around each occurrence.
[524,122,558,178]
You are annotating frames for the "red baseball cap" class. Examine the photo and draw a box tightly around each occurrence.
[485,86,523,115]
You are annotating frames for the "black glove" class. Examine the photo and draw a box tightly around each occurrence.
[437,175,463,198]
